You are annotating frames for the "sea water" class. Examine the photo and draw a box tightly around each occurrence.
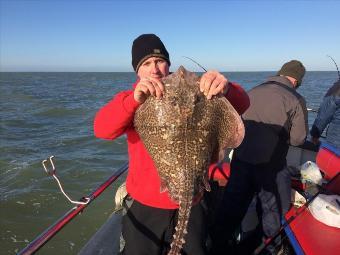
[0,71,337,254]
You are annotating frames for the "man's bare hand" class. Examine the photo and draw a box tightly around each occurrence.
[200,71,229,99]
[134,77,165,104]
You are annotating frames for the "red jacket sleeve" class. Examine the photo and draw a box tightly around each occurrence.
[94,90,140,140]
[225,82,250,115]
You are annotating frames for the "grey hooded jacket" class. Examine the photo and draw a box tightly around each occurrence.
[234,76,308,165]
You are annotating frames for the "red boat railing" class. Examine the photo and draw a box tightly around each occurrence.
[18,161,129,255]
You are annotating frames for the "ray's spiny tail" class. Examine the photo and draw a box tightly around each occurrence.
[168,193,193,255]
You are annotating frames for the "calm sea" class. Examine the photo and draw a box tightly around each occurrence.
[0,71,338,254]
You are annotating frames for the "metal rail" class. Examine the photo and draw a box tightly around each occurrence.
[18,161,129,255]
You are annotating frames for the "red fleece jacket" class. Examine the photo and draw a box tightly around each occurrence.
[94,81,249,209]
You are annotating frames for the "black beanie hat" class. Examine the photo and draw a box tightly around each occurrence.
[132,34,170,72]
[277,60,306,86]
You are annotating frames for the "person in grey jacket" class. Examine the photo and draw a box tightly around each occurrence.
[211,60,308,255]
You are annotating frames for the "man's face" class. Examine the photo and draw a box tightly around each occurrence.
[137,57,169,81]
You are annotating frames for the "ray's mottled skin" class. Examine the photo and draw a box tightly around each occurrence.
[134,66,244,255]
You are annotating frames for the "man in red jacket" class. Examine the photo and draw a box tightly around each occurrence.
[94,34,249,255]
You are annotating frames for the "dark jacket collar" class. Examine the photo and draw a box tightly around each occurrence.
[266,75,294,88]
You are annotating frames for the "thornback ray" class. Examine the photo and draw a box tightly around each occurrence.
[134,66,244,255]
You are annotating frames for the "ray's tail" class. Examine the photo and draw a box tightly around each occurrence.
[168,193,193,255]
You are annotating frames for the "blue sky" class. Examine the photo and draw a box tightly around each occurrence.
[1,0,339,72]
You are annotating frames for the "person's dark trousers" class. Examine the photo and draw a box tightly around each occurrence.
[122,199,208,255]
[276,166,299,216]
[257,164,294,255]
[210,158,290,255]
[210,158,256,255]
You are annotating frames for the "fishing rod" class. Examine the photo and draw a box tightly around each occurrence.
[18,160,129,255]
[183,57,319,114]
[253,172,340,255]
[182,56,207,72]
[327,55,340,80]
[306,56,339,115]
[183,58,321,116]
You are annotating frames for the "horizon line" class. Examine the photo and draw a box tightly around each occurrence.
[0,70,338,73]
